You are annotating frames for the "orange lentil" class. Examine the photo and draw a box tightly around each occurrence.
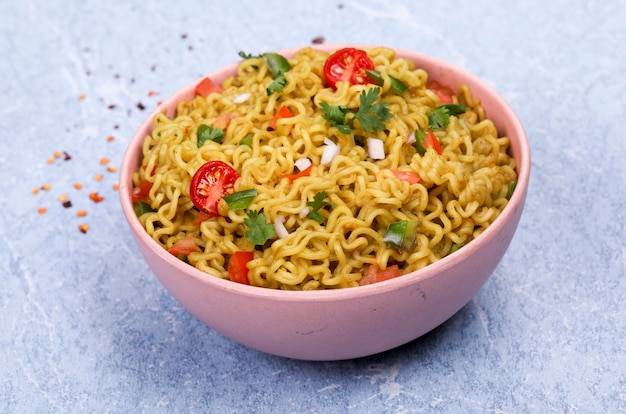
[76,210,87,217]
[37,207,47,214]
[58,194,69,202]
[94,174,103,181]
[148,90,156,96]
[99,157,109,165]
[32,188,40,195]
[74,182,83,190]
[78,224,90,233]
[107,165,117,173]
[78,94,86,100]
[89,192,104,203]
[47,158,55,164]
[41,184,51,191]
[112,184,119,191]
[53,151,61,158]
[107,136,115,142]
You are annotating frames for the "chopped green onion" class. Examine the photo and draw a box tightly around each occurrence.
[134,201,155,217]
[365,70,408,95]
[383,220,419,251]
[223,189,257,210]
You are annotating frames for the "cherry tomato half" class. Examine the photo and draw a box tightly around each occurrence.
[190,160,239,216]
[323,48,376,89]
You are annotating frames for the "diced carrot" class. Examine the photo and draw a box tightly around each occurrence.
[195,77,223,97]
[269,105,294,130]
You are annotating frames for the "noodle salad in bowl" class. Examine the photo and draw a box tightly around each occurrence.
[129,46,518,290]
[119,44,529,359]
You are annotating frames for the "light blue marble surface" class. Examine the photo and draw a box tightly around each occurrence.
[1,0,624,412]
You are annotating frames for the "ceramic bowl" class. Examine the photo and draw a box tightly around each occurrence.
[119,44,530,361]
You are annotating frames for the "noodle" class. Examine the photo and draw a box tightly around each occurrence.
[131,47,517,290]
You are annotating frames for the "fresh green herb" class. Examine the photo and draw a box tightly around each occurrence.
[505,179,517,200]
[223,189,257,210]
[320,87,392,134]
[306,191,334,223]
[240,133,254,147]
[197,124,225,146]
[262,52,292,78]
[244,210,276,245]
[428,104,466,129]
[266,73,287,95]
[365,70,408,95]
[383,220,419,251]
[133,201,155,217]
[238,51,292,95]
[320,102,351,134]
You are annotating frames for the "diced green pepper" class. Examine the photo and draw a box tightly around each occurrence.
[414,130,428,155]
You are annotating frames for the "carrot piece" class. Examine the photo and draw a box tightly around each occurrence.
[195,77,223,97]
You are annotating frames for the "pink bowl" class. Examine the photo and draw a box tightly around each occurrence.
[119,44,530,360]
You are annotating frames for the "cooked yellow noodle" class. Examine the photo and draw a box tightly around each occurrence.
[132,47,517,290]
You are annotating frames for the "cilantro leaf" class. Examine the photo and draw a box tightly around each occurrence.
[306,191,334,223]
[266,73,287,95]
[428,104,466,129]
[320,102,351,132]
[197,124,225,147]
[319,87,392,134]
[354,88,392,132]
[244,210,275,245]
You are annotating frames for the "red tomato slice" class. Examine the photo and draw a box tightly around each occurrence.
[269,105,294,130]
[359,264,403,286]
[424,130,443,155]
[132,180,153,203]
[323,48,376,89]
[190,160,239,216]
[390,170,421,184]
[167,237,201,256]
[426,80,454,104]
[228,251,254,285]
[195,77,223,97]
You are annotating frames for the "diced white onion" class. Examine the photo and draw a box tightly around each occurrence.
[274,215,289,239]
[321,139,340,165]
[367,138,385,160]
[233,93,251,104]
[406,130,416,144]
[299,206,311,219]
[294,157,312,172]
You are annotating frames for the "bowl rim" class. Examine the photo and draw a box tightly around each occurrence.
[119,43,530,303]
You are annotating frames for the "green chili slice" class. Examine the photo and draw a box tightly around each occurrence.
[134,201,155,217]
[223,189,257,210]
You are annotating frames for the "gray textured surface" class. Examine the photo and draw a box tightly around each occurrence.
[1,0,624,412]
